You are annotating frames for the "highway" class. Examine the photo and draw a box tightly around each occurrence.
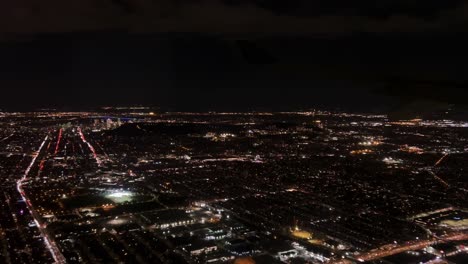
[16,135,67,264]
[428,170,450,188]
[77,127,102,166]
[54,128,63,155]
[435,153,450,167]
[340,233,468,263]
[426,152,451,188]
[0,133,14,142]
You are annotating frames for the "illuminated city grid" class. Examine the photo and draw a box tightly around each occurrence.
[0,109,466,264]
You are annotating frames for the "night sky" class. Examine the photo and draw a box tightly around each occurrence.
[1,1,468,112]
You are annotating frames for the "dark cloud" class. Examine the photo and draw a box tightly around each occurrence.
[1,1,468,112]
[0,0,467,35]
[244,0,463,18]
[0,32,467,112]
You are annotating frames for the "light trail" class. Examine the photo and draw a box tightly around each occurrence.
[426,152,451,188]
[16,136,66,264]
[22,137,48,177]
[338,233,468,263]
[95,141,110,160]
[435,153,449,167]
[38,160,46,174]
[428,171,450,188]
[77,127,102,166]
[0,133,14,142]
[54,128,63,155]
[408,207,455,220]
